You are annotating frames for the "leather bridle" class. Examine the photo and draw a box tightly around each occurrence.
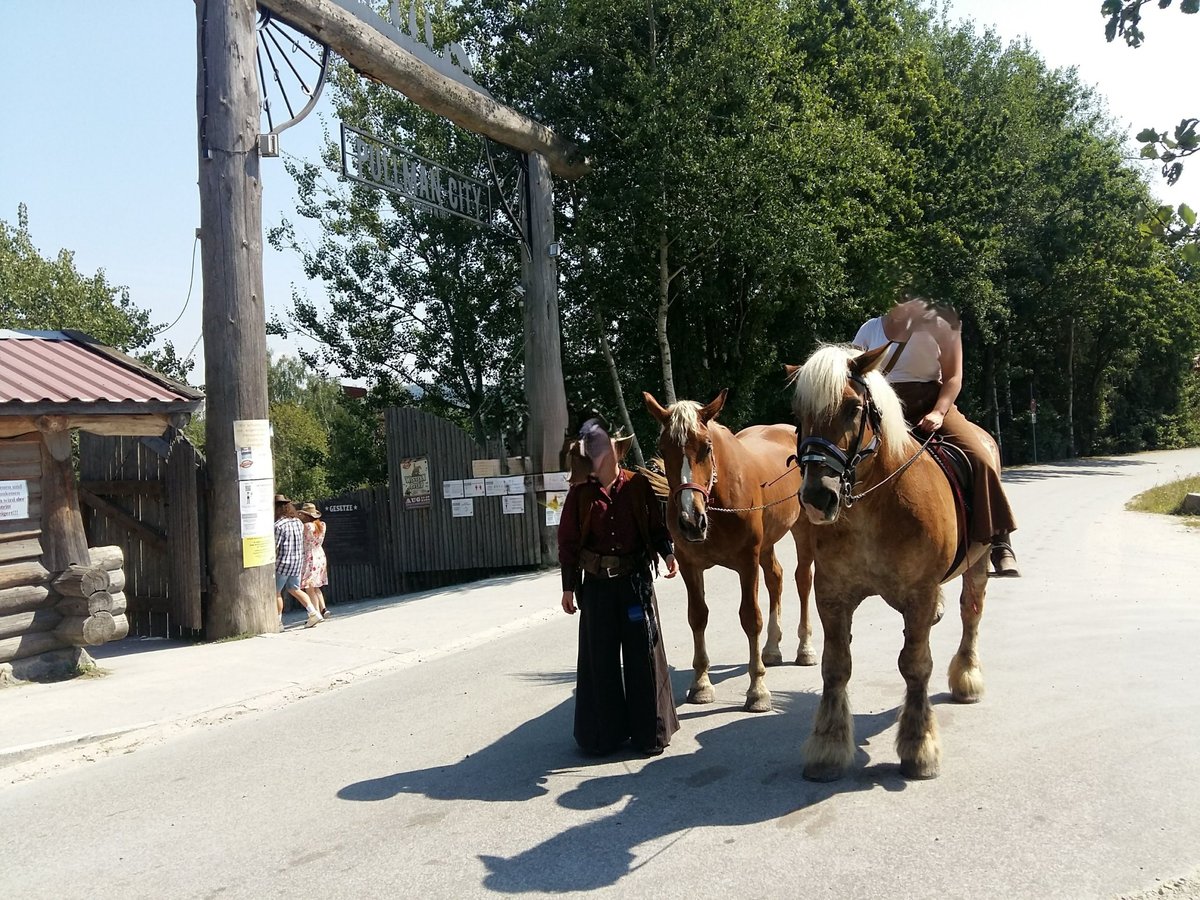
[671,443,717,505]
[795,373,881,510]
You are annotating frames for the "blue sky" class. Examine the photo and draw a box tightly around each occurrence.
[1,1,1196,385]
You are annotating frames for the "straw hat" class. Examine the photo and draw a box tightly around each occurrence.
[298,502,321,518]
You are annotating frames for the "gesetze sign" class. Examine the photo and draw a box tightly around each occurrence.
[341,123,496,228]
[320,497,374,566]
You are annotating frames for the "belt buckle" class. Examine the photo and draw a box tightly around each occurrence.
[604,564,617,578]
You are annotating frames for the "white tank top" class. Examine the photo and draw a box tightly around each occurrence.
[852,316,942,383]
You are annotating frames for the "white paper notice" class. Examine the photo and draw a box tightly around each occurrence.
[464,479,486,497]
[543,490,566,528]
[484,478,507,497]
[451,498,474,518]
[442,480,464,499]
[542,471,570,491]
[505,476,528,495]
[0,480,29,520]
[233,419,274,482]
[545,506,561,526]
[238,478,276,567]
[502,494,525,515]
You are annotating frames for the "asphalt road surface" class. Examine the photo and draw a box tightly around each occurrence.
[4,449,1200,899]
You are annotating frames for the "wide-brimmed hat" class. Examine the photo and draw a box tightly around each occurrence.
[274,494,292,504]
[564,412,635,483]
[298,502,321,518]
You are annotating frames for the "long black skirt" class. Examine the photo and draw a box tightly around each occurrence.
[574,569,679,755]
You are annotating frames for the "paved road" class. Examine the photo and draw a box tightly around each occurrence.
[3,449,1200,899]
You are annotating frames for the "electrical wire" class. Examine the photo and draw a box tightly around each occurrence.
[155,234,200,336]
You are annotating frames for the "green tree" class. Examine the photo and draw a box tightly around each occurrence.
[0,204,193,381]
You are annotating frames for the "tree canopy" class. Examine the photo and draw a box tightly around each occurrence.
[268,0,1200,480]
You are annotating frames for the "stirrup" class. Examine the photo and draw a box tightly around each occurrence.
[989,544,1020,578]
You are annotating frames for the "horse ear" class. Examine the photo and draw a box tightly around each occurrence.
[783,363,800,382]
[851,345,891,377]
[643,391,669,424]
[699,388,728,423]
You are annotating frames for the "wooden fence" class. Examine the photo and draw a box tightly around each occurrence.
[77,433,206,638]
[319,407,544,604]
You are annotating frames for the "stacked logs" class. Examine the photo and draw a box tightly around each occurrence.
[53,546,129,647]
[0,545,127,665]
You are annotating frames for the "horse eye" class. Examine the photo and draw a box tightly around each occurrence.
[697,442,712,460]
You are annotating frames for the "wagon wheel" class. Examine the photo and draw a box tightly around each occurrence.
[255,8,331,138]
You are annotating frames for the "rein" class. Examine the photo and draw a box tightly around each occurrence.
[672,441,803,515]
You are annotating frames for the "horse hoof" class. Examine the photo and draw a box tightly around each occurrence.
[762,649,784,667]
[795,649,818,666]
[802,762,845,783]
[745,693,772,713]
[687,686,715,704]
[951,688,983,704]
[899,758,940,780]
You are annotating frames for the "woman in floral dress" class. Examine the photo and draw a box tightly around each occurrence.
[298,502,330,617]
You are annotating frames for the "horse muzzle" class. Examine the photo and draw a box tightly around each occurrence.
[800,475,841,525]
[677,509,708,542]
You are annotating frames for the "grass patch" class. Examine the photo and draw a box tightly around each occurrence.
[75,661,111,679]
[1127,475,1200,527]
[209,632,257,644]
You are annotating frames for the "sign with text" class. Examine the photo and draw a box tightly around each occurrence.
[342,123,500,229]
[401,456,432,509]
[320,497,375,566]
[238,478,276,568]
[0,480,29,520]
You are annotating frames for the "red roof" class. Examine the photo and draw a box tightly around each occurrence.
[0,330,202,408]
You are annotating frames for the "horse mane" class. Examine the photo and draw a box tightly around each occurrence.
[665,400,703,446]
[791,344,915,467]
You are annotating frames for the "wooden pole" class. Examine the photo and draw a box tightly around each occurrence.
[255,0,589,180]
[37,416,91,571]
[522,152,569,563]
[197,0,278,637]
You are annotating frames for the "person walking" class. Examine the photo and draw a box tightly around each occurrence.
[298,502,330,619]
[852,296,1020,576]
[558,413,680,757]
[274,495,323,629]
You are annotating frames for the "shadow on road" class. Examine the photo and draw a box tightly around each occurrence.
[1003,457,1155,484]
[339,664,911,892]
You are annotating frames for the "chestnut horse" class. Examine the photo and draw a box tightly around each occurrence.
[789,344,989,780]
[643,389,816,713]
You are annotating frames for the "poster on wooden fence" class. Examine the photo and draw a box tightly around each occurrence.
[451,498,474,518]
[538,471,570,492]
[464,478,486,497]
[442,479,464,499]
[484,477,507,497]
[238,478,276,567]
[401,456,431,509]
[502,494,525,515]
[0,480,29,520]
[233,419,273,482]
[544,490,567,527]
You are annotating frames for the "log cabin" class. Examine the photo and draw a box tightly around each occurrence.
[0,330,203,682]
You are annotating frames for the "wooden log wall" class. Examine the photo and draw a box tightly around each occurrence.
[0,435,63,664]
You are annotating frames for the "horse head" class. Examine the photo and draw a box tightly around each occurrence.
[643,388,728,543]
[788,344,905,525]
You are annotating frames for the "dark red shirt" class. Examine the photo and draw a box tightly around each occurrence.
[557,469,672,591]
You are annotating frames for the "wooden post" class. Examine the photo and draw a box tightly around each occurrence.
[197,0,278,637]
[37,416,91,571]
[522,152,569,564]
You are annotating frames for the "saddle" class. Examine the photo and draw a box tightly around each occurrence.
[922,434,973,583]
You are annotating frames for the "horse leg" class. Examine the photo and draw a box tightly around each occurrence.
[895,594,941,779]
[802,599,857,781]
[682,563,714,704]
[738,557,772,712]
[792,524,817,666]
[948,553,988,702]
[760,547,785,668]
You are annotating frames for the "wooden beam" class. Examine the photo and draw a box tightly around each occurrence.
[257,0,590,180]
[0,414,180,438]
[0,630,67,664]
[80,480,165,499]
[78,488,168,551]
[0,419,38,438]
[0,583,53,616]
[0,608,62,641]
[0,560,51,592]
[0,538,44,566]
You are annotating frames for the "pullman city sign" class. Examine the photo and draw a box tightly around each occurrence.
[340,123,505,230]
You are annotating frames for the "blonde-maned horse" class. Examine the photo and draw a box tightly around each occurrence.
[788,344,990,780]
[643,389,817,713]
